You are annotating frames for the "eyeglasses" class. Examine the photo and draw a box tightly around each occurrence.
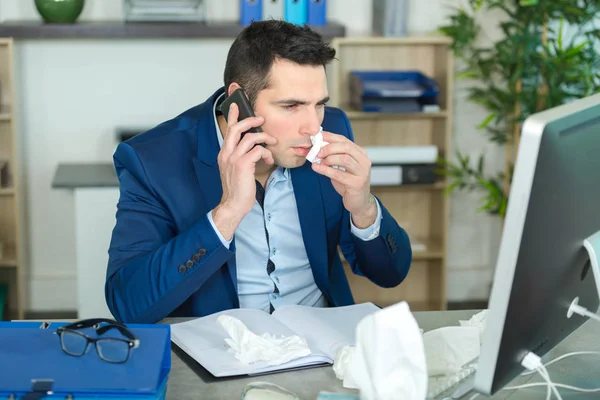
[55,318,140,364]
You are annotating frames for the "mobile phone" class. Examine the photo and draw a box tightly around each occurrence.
[219,88,265,146]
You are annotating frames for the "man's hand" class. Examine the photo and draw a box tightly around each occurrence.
[311,131,377,229]
[212,103,277,240]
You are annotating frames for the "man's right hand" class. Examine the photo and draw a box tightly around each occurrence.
[212,103,277,241]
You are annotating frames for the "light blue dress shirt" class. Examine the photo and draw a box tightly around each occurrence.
[207,93,382,312]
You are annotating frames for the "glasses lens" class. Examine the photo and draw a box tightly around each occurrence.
[61,330,88,355]
[97,339,130,363]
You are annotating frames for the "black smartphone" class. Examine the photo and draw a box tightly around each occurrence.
[219,89,265,146]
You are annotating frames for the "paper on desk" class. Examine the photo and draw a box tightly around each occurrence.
[217,315,311,366]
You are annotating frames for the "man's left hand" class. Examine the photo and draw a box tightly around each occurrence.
[311,130,377,229]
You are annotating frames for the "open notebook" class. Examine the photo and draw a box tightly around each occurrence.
[169,302,380,377]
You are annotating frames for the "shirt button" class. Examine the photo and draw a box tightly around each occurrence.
[272,248,277,255]
[275,276,280,283]
[267,213,271,222]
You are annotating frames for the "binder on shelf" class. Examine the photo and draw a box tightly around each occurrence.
[370,164,437,186]
[241,0,263,26]
[284,0,308,25]
[263,0,284,20]
[0,321,171,399]
[307,0,326,25]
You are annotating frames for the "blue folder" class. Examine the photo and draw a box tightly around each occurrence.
[307,0,326,25]
[284,0,307,25]
[0,321,171,399]
[241,0,263,25]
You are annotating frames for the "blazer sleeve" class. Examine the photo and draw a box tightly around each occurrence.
[336,110,412,287]
[105,142,235,324]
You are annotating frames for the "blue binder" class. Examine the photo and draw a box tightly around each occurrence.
[307,0,326,25]
[240,0,263,25]
[284,0,307,25]
[0,321,171,399]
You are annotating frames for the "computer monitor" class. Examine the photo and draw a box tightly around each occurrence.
[474,93,600,395]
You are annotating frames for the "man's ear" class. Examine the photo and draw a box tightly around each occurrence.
[227,82,242,96]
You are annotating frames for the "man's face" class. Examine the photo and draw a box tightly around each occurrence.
[253,59,329,169]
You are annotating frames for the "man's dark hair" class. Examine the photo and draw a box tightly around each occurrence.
[223,20,336,106]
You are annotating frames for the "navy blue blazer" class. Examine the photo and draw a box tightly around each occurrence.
[105,87,412,323]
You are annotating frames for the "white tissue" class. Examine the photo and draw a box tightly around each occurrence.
[346,301,428,400]
[306,127,328,163]
[423,326,481,377]
[459,309,487,343]
[333,345,359,389]
[217,315,311,366]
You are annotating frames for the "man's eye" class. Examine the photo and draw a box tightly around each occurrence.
[317,103,327,108]
[283,104,298,110]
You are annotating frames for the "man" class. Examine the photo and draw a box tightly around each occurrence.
[105,20,412,324]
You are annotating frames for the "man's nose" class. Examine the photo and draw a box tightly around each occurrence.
[300,108,322,136]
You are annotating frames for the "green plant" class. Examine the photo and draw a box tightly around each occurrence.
[437,0,600,216]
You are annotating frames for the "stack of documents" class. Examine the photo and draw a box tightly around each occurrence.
[123,0,206,21]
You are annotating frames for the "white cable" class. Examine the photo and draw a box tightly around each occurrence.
[521,351,600,376]
[539,365,563,400]
[521,351,563,400]
[567,297,600,323]
[462,349,600,400]
[504,381,600,393]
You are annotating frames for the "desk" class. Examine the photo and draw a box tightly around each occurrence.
[162,309,600,399]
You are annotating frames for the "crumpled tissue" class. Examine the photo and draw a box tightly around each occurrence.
[459,309,487,342]
[306,127,327,164]
[340,301,428,400]
[332,307,488,399]
[217,315,311,366]
[423,326,480,377]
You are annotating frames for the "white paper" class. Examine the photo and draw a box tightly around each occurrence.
[169,303,380,378]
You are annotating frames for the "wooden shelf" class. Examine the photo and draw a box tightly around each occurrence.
[0,245,17,268]
[343,107,448,120]
[0,38,24,319]
[332,36,452,46]
[0,20,346,39]
[332,37,453,311]
[372,181,446,192]
[412,238,444,260]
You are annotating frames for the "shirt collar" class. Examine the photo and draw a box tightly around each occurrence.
[213,92,226,148]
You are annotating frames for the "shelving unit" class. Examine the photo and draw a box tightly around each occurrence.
[0,38,24,320]
[330,36,453,311]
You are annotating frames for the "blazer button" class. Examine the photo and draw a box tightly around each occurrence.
[192,254,200,263]
[185,260,194,269]
[198,248,207,256]
[178,265,187,274]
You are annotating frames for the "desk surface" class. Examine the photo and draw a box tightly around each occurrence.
[162,309,600,399]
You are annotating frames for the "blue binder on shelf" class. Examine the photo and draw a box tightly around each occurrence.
[0,321,171,400]
[241,0,263,25]
[284,0,307,25]
[307,0,326,25]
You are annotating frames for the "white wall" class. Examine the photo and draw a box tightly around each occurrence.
[1,0,502,311]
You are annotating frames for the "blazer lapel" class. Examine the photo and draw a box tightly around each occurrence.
[192,88,238,294]
[291,163,329,290]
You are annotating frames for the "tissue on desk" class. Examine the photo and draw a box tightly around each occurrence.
[423,326,480,377]
[459,309,487,342]
[333,345,359,389]
[345,301,428,400]
[217,315,311,366]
